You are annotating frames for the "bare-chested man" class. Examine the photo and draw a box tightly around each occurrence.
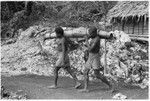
[48,27,81,89]
[79,26,112,92]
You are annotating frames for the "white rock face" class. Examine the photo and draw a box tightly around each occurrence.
[1,26,54,76]
[1,27,148,86]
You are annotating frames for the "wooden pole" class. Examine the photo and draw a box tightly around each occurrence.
[118,19,120,31]
[132,18,135,34]
[104,37,107,75]
[122,20,125,31]
[129,34,148,38]
[138,19,139,35]
[130,37,148,42]
[142,16,144,35]
[128,21,129,34]
[103,1,107,75]
[103,17,107,75]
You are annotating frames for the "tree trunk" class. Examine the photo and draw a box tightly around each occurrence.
[44,27,149,43]
[44,27,113,39]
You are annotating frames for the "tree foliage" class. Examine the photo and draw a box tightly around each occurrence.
[1,1,117,39]
[1,1,25,22]
[1,1,117,23]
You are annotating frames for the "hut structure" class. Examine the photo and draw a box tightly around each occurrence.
[106,1,149,35]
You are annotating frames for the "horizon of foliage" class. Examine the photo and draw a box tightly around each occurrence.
[1,1,117,23]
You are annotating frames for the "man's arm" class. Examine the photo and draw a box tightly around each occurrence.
[84,35,90,48]
[88,37,99,52]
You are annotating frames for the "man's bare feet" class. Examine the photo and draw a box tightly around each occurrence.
[47,85,57,89]
[75,82,81,89]
[78,89,89,93]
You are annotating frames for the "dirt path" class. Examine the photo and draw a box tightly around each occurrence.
[1,74,148,99]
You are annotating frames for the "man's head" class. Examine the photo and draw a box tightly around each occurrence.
[88,26,98,38]
[55,27,64,38]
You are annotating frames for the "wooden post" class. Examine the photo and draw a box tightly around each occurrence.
[128,22,129,34]
[104,13,107,75]
[142,16,144,35]
[102,1,107,75]
[122,20,125,31]
[118,19,120,31]
[25,1,34,16]
[104,38,107,75]
[132,18,135,34]
[138,18,139,35]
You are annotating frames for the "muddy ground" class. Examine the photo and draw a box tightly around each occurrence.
[1,74,148,99]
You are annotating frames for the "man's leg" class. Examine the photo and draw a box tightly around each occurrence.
[65,66,81,89]
[79,68,90,92]
[94,69,112,89]
[48,66,61,89]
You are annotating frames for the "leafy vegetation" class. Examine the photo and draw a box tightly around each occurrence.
[1,1,117,40]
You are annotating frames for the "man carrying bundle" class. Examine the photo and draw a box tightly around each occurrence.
[79,26,113,92]
[48,27,81,89]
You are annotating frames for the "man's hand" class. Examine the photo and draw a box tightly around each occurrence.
[84,35,90,48]
[84,35,90,40]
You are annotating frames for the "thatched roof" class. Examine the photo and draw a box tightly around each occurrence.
[107,1,149,22]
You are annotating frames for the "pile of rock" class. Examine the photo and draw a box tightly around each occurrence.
[1,26,148,88]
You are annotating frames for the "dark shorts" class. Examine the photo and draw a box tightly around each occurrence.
[85,53,100,69]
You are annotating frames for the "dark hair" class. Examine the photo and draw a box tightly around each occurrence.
[89,26,97,37]
[55,27,64,36]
